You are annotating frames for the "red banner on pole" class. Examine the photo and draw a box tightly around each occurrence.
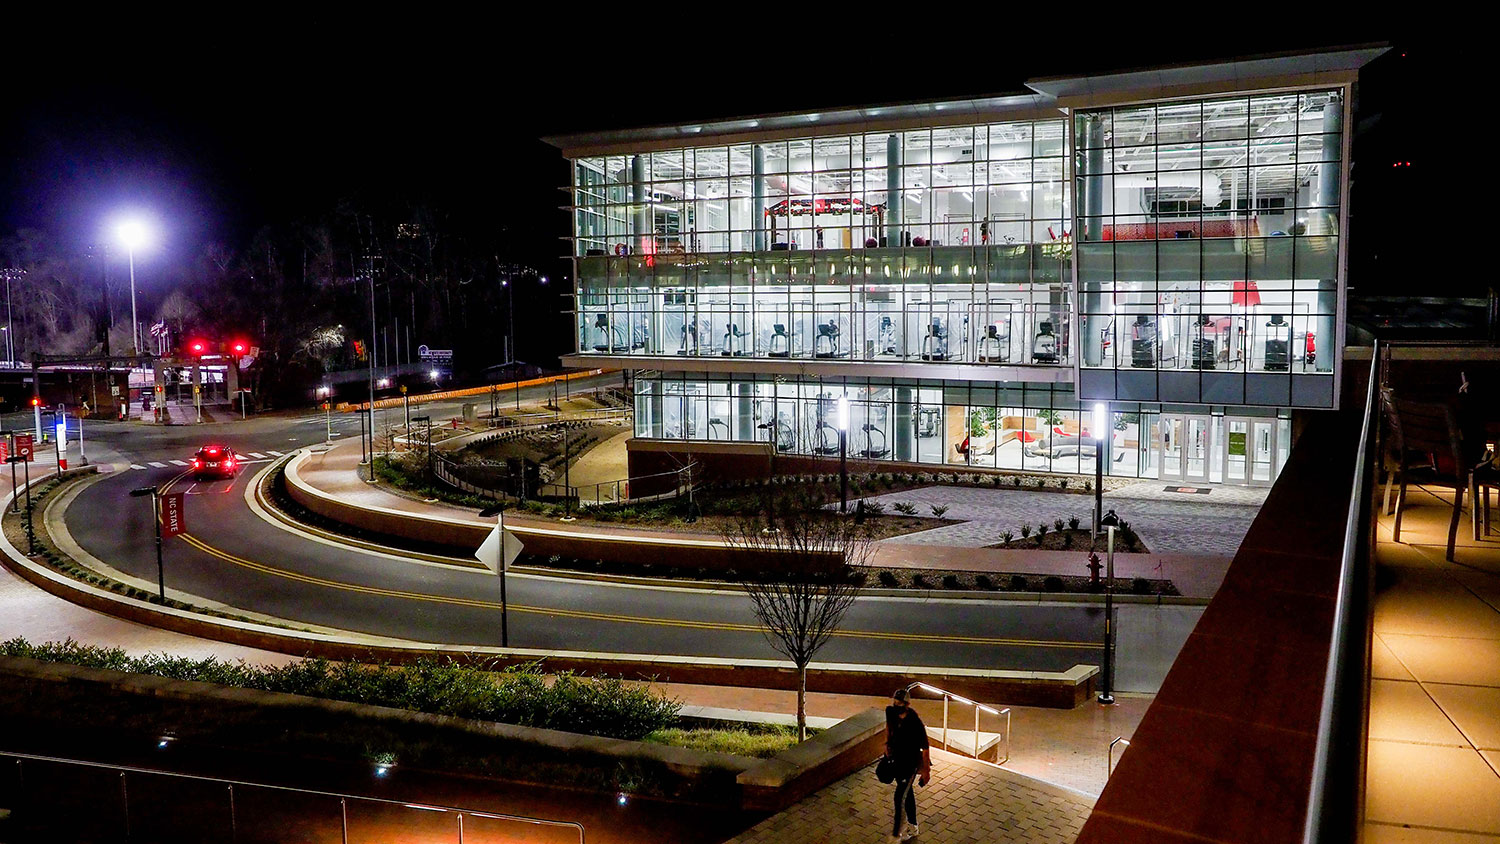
[161,493,186,538]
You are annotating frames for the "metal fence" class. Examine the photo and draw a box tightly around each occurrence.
[0,751,584,843]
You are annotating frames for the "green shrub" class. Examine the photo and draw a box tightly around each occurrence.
[877,571,899,587]
[1053,519,1065,532]
[0,639,678,741]
[1036,523,1049,537]
[1000,530,1015,543]
[1067,515,1081,530]
[862,501,886,516]
[930,504,949,518]
[1020,524,1032,538]
[617,508,639,521]
[1012,476,1023,486]
[941,575,962,589]
[1059,478,1070,490]
[1009,574,1029,591]
[1131,577,1153,595]
[1043,576,1065,592]
[1083,480,1093,492]
[975,574,995,590]
[912,574,932,589]
[893,502,918,516]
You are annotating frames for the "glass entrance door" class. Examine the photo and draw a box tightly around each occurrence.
[1250,419,1277,486]
[1224,418,1250,484]
[1160,413,1211,484]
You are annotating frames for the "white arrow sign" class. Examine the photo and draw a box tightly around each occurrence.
[475,522,524,575]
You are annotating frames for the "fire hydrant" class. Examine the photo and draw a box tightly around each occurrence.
[1087,552,1103,588]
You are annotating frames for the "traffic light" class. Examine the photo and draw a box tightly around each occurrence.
[353,340,367,361]
[30,397,39,408]
[187,339,208,356]
[229,340,249,355]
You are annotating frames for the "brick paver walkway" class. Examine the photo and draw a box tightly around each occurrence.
[856,481,1265,556]
[724,750,1094,844]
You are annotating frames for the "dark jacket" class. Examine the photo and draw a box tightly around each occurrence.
[885,705,929,773]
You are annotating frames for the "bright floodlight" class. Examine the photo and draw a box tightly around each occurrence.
[114,218,153,251]
[1093,403,1108,442]
[836,396,849,431]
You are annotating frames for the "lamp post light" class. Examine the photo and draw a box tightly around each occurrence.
[129,485,166,601]
[113,219,152,356]
[1092,402,1108,537]
[1,267,24,364]
[1098,508,1120,705]
[836,396,850,513]
[500,270,548,412]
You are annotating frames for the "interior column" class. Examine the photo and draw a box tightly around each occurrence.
[1082,115,1106,367]
[632,155,649,254]
[752,145,766,251]
[893,386,915,462]
[1314,103,1342,373]
[886,134,902,246]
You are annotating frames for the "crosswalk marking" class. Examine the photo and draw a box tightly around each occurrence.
[248,452,267,459]
[170,460,189,466]
[147,462,168,468]
[267,450,284,456]
[130,464,147,470]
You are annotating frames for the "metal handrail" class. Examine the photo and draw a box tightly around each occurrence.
[2,750,585,843]
[905,681,1010,765]
[1302,339,1381,844]
[1108,737,1130,778]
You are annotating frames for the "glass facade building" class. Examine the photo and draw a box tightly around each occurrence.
[546,49,1375,488]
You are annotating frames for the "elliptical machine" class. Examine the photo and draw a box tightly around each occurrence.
[876,316,898,356]
[676,321,700,355]
[921,318,949,361]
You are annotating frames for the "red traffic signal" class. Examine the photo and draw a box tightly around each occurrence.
[30,397,39,407]
[187,339,208,355]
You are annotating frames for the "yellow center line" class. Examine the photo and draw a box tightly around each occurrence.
[175,533,1097,650]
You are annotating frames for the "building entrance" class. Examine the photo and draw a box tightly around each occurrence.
[1160,413,1211,484]
[1160,413,1278,487]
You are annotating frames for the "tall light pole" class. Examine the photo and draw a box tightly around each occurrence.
[1,267,24,363]
[1098,508,1120,705]
[114,219,152,356]
[500,270,548,412]
[1093,402,1107,537]
[836,395,850,513]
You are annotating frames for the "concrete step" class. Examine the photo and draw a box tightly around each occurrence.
[927,726,1006,761]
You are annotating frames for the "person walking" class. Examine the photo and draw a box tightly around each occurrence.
[885,687,931,841]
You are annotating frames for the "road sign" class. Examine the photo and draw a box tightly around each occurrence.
[15,434,33,462]
[475,523,523,574]
[161,493,186,538]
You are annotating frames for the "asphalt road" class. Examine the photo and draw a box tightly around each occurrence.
[39,377,1115,674]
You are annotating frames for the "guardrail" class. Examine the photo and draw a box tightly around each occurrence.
[1108,737,1129,779]
[1301,341,1380,844]
[0,750,585,843]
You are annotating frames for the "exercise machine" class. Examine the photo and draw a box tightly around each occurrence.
[857,422,889,459]
[707,417,729,440]
[814,319,846,358]
[1191,315,1217,370]
[767,323,791,358]
[977,322,1010,363]
[721,323,750,357]
[1130,314,1157,368]
[921,319,949,361]
[590,314,628,353]
[1032,321,1059,363]
[774,417,795,452]
[676,321,702,355]
[876,316,898,356]
[917,406,941,438]
[813,419,842,455]
[1263,314,1290,371]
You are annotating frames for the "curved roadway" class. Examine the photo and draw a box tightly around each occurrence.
[42,385,1106,673]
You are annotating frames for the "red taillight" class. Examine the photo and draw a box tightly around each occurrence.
[192,460,201,468]
[226,459,236,468]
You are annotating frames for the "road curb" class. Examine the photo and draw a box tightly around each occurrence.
[7,471,1100,709]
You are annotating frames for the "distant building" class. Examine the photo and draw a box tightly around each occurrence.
[544,46,1383,490]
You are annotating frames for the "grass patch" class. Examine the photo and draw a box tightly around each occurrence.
[645,724,804,758]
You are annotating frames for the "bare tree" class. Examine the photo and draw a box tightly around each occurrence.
[722,490,873,740]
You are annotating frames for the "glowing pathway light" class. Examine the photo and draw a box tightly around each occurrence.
[113,217,156,356]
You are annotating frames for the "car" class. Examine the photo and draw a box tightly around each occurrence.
[191,445,239,479]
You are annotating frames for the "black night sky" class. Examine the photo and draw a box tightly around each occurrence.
[0,21,1460,372]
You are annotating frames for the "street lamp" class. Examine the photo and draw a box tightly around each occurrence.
[836,395,849,513]
[113,218,153,356]
[1093,402,1108,537]
[129,485,166,601]
[1,268,24,364]
[1098,508,1120,705]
